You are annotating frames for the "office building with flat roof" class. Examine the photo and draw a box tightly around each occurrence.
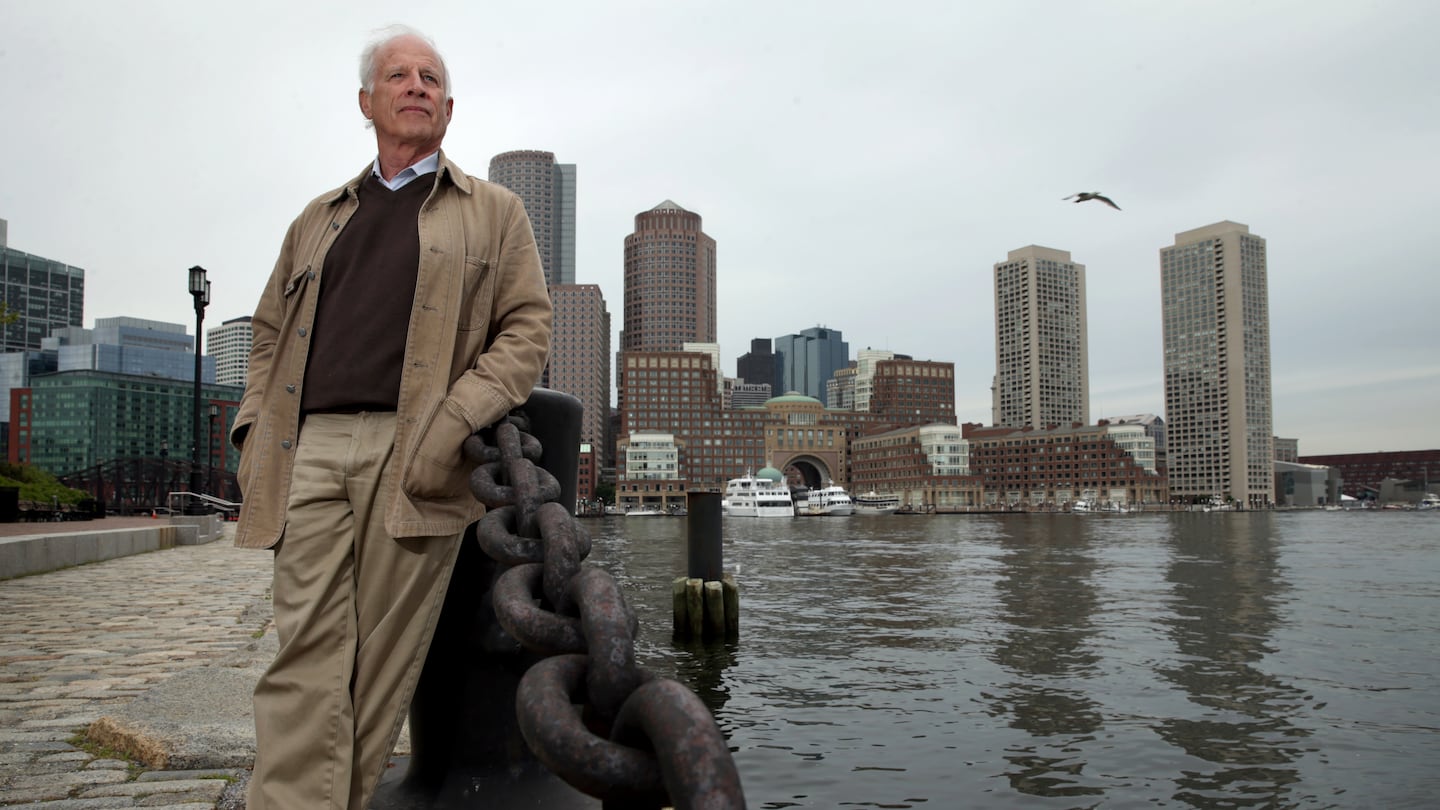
[1161,220,1273,506]
[208,316,253,387]
[992,245,1088,430]
[0,219,85,352]
[546,284,611,467]
[774,326,848,403]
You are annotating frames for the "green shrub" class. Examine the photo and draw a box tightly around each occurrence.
[0,462,88,505]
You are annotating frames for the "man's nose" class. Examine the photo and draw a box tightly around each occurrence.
[405,72,428,96]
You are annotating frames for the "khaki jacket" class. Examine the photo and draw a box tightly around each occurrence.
[231,151,552,549]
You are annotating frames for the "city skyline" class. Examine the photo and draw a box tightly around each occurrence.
[2,1,1436,456]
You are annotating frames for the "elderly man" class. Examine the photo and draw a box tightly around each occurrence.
[231,25,551,808]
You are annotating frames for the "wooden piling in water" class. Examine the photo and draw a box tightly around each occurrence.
[672,491,740,641]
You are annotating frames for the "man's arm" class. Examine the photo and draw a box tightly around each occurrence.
[447,193,553,431]
[231,218,300,449]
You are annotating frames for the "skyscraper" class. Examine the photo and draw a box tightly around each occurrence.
[487,150,576,286]
[992,245,1089,429]
[207,316,253,387]
[1160,221,1273,506]
[774,327,848,402]
[736,338,777,392]
[547,284,611,467]
[620,200,716,352]
[1157,217,1272,501]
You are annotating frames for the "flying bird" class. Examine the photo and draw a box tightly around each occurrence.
[1063,192,1121,210]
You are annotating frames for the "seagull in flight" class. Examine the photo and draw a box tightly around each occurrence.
[1063,192,1121,210]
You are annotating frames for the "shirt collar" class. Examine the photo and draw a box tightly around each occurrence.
[371,151,441,191]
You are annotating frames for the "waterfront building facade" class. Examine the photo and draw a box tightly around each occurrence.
[1098,413,1167,473]
[10,370,242,484]
[207,316,253,387]
[620,201,716,352]
[963,421,1166,507]
[849,424,983,511]
[1274,460,1342,507]
[487,150,576,286]
[617,350,890,493]
[1297,449,1440,499]
[1161,221,1273,506]
[615,431,686,511]
[992,245,1088,430]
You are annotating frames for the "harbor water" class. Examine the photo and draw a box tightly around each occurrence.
[585,510,1440,808]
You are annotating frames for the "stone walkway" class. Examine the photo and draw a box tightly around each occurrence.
[0,527,271,807]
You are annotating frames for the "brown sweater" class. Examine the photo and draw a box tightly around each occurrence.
[300,172,431,413]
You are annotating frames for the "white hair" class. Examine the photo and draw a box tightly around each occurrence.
[359,24,452,100]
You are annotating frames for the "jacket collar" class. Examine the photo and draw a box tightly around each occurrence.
[321,148,472,205]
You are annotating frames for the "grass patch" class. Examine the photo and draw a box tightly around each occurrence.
[66,731,143,781]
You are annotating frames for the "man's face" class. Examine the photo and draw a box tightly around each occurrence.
[359,36,453,151]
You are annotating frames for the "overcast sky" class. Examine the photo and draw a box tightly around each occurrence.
[3,0,1436,455]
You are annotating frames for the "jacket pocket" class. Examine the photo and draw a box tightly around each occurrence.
[402,398,475,500]
[457,256,497,332]
[236,438,257,497]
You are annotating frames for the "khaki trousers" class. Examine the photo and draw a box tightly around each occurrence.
[248,412,463,809]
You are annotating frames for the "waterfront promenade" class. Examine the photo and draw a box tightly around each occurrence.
[0,520,271,807]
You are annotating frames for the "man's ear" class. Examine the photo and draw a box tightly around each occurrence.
[359,89,373,121]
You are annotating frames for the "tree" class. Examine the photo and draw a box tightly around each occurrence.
[594,481,615,505]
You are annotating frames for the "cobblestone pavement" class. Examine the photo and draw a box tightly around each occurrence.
[0,528,271,807]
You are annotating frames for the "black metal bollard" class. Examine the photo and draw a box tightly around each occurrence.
[373,388,597,808]
[686,492,723,582]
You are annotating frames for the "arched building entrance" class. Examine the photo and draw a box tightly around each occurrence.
[779,454,836,489]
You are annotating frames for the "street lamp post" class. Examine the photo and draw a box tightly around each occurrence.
[188,266,210,514]
[208,403,219,499]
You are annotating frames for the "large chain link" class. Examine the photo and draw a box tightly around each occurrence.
[466,412,746,809]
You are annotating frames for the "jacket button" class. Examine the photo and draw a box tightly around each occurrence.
[307,270,316,280]
[281,440,292,449]
[285,384,296,394]
[298,327,308,337]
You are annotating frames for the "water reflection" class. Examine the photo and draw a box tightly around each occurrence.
[986,514,1107,799]
[578,513,1438,808]
[1158,513,1311,808]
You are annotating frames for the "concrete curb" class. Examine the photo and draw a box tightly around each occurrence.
[0,524,197,579]
[85,630,277,770]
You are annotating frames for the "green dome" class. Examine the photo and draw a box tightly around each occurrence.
[764,391,822,406]
[756,466,783,481]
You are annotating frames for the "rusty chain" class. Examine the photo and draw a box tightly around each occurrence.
[464,412,746,809]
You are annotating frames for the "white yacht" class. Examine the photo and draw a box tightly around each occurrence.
[1419,493,1439,511]
[722,468,794,518]
[853,491,900,516]
[795,483,854,516]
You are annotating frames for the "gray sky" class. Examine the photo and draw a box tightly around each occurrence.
[3,0,1436,455]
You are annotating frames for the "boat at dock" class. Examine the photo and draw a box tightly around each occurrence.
[793,483,855,516]
[852,491,900,515]
[722,468,794,518]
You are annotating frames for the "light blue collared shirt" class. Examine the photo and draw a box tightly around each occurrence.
[371,151,440,191]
